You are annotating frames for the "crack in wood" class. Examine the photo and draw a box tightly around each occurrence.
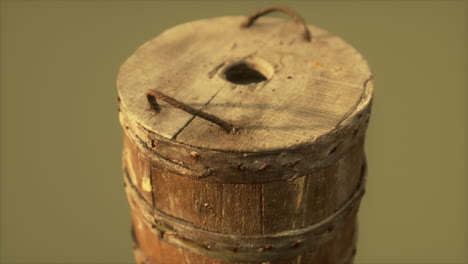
[172,88,225,140]
[333,75,373,131]
[208,62,226,79]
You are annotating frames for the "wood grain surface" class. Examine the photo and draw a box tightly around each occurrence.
[117,16,373,151]
[118,15,373,263]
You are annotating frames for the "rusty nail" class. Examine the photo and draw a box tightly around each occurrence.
[288,160,301,168]
[292,240,302,248]
[257,245,273,252]
[190,151,200,160]
[117,96,121,102]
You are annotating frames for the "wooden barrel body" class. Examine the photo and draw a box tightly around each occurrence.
[117,12,373,264]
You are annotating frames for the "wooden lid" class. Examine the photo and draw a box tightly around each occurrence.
[118,16,373,152]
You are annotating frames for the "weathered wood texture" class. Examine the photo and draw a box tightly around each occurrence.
[118,14,373,264]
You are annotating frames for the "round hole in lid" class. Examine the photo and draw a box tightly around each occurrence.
[223,57,274,85]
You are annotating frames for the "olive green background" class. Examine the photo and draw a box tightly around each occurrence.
[0,0,466,263]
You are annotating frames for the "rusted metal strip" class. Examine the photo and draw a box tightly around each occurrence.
[241,5,312,42]
[119,107,371,184]
[124,160,367,262]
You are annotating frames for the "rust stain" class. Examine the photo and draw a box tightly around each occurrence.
[190,151,200,160]
[288,160,301,168]
[311,60,324,69]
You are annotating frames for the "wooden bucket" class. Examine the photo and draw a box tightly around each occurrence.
[117,6,373,264]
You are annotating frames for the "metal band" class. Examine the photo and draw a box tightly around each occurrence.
[131,237,356,264]
[120,107,371,184]
[124,161,366,262]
